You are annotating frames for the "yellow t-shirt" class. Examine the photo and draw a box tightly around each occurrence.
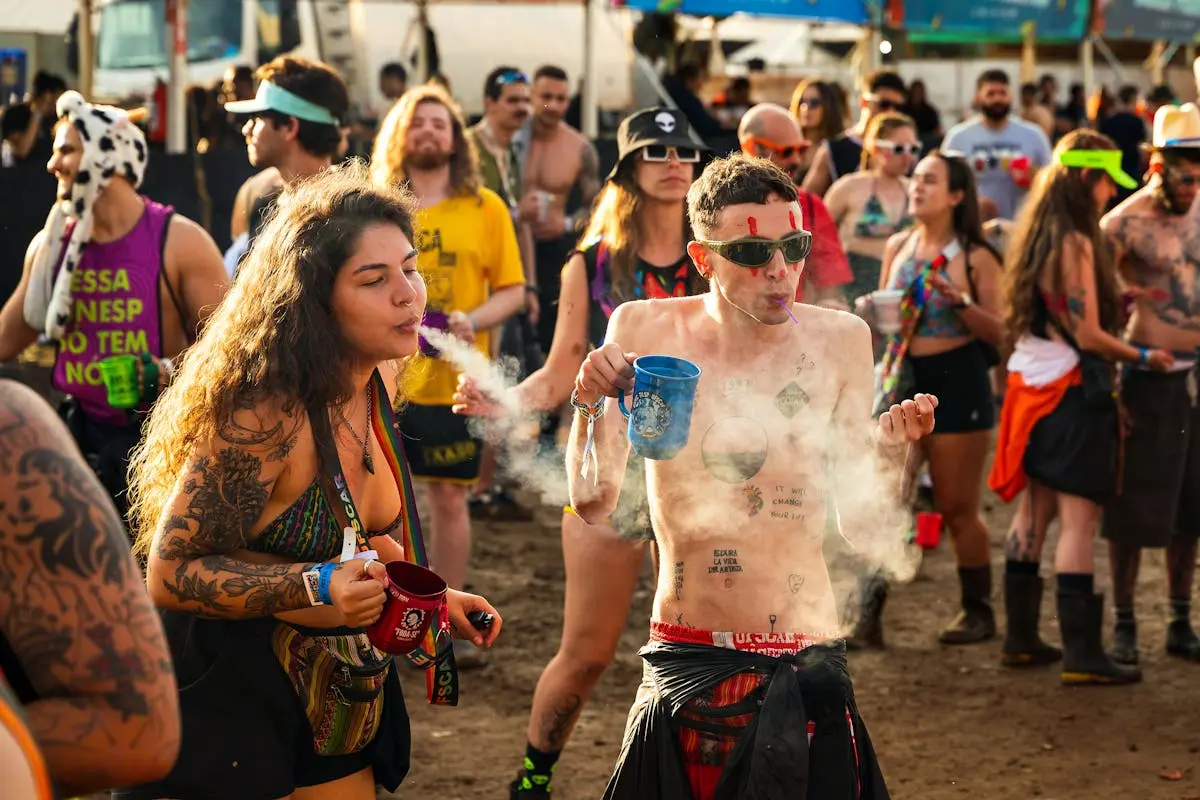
[411,188,525,406]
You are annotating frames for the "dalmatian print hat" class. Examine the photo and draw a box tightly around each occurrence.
[23,90,149,341]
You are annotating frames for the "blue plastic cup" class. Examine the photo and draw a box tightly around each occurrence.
[617,355,702,460]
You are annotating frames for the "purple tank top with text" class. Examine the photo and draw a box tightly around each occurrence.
[52,199,174,426]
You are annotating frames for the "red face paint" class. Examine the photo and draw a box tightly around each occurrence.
[750,268,759,277]
[788,210,797,230]
[747,216,758,236]
[791,263,799,272]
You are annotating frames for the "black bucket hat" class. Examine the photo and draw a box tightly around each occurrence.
[606,106,711,181]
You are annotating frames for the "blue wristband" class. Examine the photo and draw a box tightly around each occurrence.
[317,562,337,606]
[1137,346,1149,366]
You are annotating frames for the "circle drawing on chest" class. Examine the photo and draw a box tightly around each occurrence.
[700,416,769,483]
[631,391,673,441]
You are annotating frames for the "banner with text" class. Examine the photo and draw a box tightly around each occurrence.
[1099,0,1200,42]
[903,0,1090,42]
[612,0,868,23]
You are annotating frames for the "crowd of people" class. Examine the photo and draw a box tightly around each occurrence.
[0,46,1197,800]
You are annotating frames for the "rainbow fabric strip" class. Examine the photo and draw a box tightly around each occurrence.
[368,370,453,705]
[878,254,943,405]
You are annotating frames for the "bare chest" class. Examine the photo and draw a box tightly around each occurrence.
[1121,216,1200,314]
[525,136,582,195]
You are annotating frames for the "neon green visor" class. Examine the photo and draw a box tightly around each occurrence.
[1058,149,1138,189]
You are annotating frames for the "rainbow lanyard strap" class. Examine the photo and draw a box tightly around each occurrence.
[316,369,460,706]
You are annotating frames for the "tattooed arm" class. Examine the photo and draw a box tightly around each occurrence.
[1058,233,1146,364]
[146,401,387,622]
[578,139,602,221]
[567,302,639,522]
[0,381,180,793]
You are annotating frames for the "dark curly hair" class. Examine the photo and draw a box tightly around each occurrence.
[686,153,799,237]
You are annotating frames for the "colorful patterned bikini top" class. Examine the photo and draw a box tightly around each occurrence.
[854,183,913,240]
[584,239,694,345]
[251,477,404,563]
[885,238,972,338]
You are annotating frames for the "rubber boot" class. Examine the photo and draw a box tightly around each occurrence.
[1000,573,1062,667]
[939,565,997,645]
[1108,614,1139,666]
[1058,593,1142,686]
[1165,619,1200,662]
[845,575,888,651]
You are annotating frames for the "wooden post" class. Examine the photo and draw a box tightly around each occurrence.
[78,0,93,99]
[582,0,598,138]
[166,0,189,155]
[1082,34,1095,113]
[1020,22,1036,85]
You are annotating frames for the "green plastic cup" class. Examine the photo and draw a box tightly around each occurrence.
[99,355,140,409]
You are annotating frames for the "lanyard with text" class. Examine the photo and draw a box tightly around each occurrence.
[310,370,460,706]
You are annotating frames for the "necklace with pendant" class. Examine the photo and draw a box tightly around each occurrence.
[341,388,374,474]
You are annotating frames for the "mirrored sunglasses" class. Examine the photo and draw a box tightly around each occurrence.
[699,231,814,269]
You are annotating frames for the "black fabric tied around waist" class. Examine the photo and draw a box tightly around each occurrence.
[604,639,889,800]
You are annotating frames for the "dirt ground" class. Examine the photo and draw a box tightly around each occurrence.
[392,491,1200,800]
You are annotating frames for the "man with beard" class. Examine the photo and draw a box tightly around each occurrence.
[467,66,540,519]
[224,56,350,275]
[1099,103,1200,667]
[519,65,603,355]
[738,103,851,309]
[0,91,227,526]
[371,86,526,665]
[942,69,1052,221]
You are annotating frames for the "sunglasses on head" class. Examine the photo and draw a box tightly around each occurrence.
[699,230,813,269]
[876,141,922,157]
[494,70,529,88]
[642,145,701,163]
[744,135,809,159]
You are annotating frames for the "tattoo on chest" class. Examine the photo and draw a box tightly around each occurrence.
[769,614,777,634]
[721,378,752,399]
[794,353,816,374]
[743,485,764,516]
[701,417,769,483]
[673,561,684,600]
[709,548,743,575]
[767,485,808,523]
[788,574,805,593]
[775,381,811,418]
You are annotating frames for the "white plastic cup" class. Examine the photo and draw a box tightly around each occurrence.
[872,289,905,334]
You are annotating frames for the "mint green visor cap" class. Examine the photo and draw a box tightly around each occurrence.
[225,81,339,126]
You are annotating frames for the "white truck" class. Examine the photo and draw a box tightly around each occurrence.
[89,0,638,117]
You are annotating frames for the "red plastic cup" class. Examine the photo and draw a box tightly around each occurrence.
[914,511,943,550]
[366,561,447,655]
[1010,155,1032,189]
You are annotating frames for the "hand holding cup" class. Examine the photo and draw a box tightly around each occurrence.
[575,343,637,404]
[328,559,388,628]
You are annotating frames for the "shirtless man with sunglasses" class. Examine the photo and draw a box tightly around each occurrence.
[569,153,935,799]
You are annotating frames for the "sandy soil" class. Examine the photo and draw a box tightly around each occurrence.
[391,492,1200,800]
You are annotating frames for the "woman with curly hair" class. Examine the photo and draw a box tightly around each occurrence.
[988,130,1170,686]
[120,163,503,800]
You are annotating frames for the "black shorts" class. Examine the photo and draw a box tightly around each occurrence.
[1103,369,1200,546]
[1024,385,1118,504]
[905,342,995,433]
[114,615,410,800]
[399,402,483,483]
